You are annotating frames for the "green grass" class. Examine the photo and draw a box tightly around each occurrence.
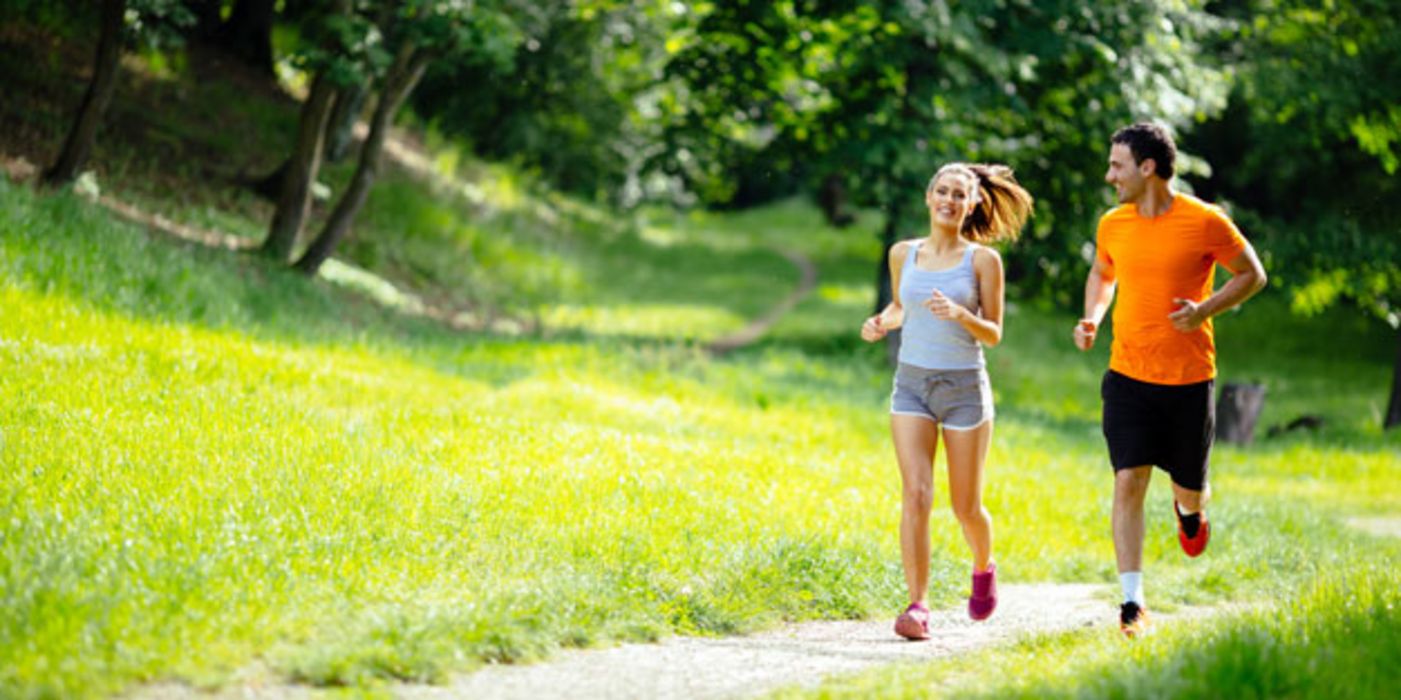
[3,16,1397,699]
[0,178,902,697]
[774,560,1401,700]
[4,39,1401,694]
[3,168,1397,698]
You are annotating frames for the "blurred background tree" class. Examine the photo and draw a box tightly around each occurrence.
[1184,0,1401,426]
[42,0,193,186]
[7,0,1397,426]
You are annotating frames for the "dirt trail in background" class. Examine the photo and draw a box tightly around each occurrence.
[1348,517,1401,538]
[706,249,819,354]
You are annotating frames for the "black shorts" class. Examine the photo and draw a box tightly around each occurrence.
[1101,370,1214,491]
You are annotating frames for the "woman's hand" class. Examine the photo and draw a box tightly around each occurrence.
[861,314,887,342]
[924,290,968,321]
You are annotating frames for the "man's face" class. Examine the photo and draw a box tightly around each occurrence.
[1105,143,1149,204]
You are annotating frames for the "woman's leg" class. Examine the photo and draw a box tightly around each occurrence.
[892,414,940,604]
[942,420,994,571]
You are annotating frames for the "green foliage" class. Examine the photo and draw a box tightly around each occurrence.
[660,1,1234,305]
[410,1,683,200]
[1186,0,1401,327]
[287,1,385,87]
[0,0,194,47]
[124,0,196,49]
[0,0,92,35]
[397,0,521,60]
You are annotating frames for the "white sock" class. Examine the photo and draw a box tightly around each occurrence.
[1120,571,1145,606]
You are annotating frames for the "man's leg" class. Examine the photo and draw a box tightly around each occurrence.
[1168,377,1215,556]
[1171,480,1211,556]
[1114,466,1153,635]
[1113,466,1153,575]
[1171,481,1209,513]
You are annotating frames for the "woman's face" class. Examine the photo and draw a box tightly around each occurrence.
[927,172,977,228]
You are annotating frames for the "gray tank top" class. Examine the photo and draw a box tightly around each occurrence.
[897,241,985,370]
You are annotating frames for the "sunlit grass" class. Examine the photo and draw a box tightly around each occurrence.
[1,170,1398,700]
[772,559,1401,699]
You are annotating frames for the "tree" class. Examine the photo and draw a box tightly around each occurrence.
[660,1,1232,313]
[183,0,222,39]
[217,0,278,75]
[410,0,681,202]
[294,0,521,273]
[43,0,127,187]
[261,72,342,261]
[323,79,369,162]
[259,0,366,262]
[1184,0,1401,428]
[294,44,427,273]
[43,0,194,187]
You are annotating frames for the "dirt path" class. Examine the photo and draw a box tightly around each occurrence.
[396,583,1111,700]
[127,584,1116,700]
[705,248,819,354]
[1347,516,1401,538]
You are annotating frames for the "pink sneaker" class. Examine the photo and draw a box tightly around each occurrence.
[894,602,931,640]
[969,563,997,620]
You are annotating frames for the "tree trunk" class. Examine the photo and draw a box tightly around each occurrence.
[295,47,429,274]
[184,0,223,40]
[817,174,855,228]
[260,71,338,262]
[874,201,900,314]
[876,197,903,365]
[1217,382,1266,445]
[324,80,369,163]
[218,0,277,75]
[250,157,288,200]
[1387,328,1401,429]
[43,0,126,187]
[252,81,356,197]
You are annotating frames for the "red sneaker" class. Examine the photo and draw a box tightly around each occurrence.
[968,563,997,620]
[1175,501,1210,557]
[894,602,931,640]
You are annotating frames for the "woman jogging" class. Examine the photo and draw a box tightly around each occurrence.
[860,162,1033,640]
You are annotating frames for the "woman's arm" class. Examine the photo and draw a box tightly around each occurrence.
[862,241,909,341]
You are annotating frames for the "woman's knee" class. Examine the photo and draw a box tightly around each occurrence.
[903,484,935,513]
[950,498,987,524]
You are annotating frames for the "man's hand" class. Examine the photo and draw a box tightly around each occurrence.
[1073,319,1097,351]
[1169,298,1207,331]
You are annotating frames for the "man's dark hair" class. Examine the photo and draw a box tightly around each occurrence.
[1111,122,1176,179]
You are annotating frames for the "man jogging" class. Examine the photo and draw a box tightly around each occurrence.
[1074,122,1267,637]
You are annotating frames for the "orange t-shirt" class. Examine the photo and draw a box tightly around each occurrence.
[1095,194,1248,385]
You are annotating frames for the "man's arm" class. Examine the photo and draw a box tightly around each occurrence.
[1074,256,1117,351]
[1169,242,1268,332]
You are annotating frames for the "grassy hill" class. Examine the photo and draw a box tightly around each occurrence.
[1,19,1398,699]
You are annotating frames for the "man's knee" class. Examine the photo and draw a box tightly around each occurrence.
[1114,467,1152,501]
[1173,482,1209,510]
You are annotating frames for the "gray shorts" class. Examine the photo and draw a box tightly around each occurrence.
[890,364,994,430]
